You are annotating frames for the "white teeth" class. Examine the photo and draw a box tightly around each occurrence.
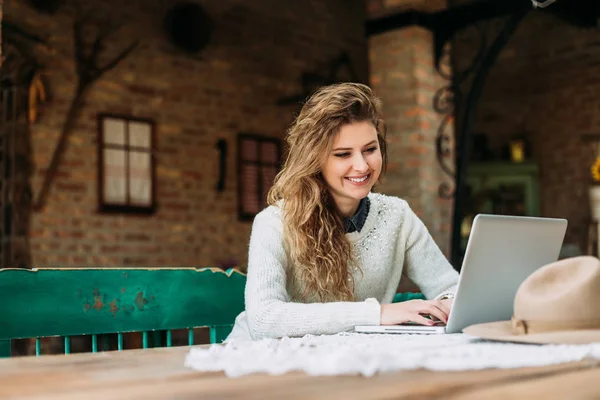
[347,175,369,183]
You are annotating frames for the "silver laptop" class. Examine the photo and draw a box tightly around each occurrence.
[355,214,568,335]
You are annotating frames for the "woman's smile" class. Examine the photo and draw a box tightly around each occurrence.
[345,173,371,185]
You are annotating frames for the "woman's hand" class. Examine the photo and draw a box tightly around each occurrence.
[380,299,452,326]
[440,298,453,312]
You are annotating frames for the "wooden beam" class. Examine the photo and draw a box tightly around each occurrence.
[365,0,528,37]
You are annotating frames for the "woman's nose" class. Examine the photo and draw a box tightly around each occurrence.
[352,154,369,173]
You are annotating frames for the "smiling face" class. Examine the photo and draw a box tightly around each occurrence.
[321,121,383,217]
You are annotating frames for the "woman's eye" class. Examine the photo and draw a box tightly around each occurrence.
[334,153,351,158]
[364,147,377,153]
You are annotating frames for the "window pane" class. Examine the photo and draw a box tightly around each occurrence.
[241,164,260,214]
[129,121,152,149]
[103,118,126,146]
[129,151,152,206]
[103,149,127,204]
[261,166,277,205]
[261,141,279,164]
[240,138,258,162]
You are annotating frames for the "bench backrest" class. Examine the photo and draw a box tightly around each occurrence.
[0,267,246,357]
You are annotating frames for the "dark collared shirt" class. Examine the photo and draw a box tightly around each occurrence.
[344,196,370,233]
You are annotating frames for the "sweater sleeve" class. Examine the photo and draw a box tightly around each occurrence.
[245,210,381,340]
[401,202,459,300]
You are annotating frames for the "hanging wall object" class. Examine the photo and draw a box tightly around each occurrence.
[216,139,227,192]
[163,2,213,54]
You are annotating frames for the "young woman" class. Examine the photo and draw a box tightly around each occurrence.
[227,83,459,341]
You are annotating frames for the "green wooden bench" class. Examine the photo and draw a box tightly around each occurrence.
[393,292,426,303]
[0,267,246,357]
[0,267,424,357]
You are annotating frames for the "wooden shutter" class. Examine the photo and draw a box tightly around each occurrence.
[237,134,281,220]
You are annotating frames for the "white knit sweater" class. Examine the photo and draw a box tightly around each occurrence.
[226,192,459,341]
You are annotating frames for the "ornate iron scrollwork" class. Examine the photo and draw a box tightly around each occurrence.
[433,24,488,200]
[432,8,531,267]
[433,42,456,199]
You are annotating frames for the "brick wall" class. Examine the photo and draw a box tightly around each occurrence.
[454,11,600,252]
[6,0,368,268]
[368,1,454,256]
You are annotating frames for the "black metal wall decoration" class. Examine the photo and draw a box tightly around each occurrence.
[432,42,456,200]
[216,139,228,192]
[163,2,213,54]
[277,52,361,106]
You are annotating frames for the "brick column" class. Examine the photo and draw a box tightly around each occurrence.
[369,19,454,255]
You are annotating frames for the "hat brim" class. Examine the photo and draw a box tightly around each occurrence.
[463,321,600,345]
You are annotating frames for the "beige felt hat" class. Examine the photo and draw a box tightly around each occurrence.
[463,256,600,344]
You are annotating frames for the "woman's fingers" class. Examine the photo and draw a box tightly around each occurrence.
[381,299,453,326]
[435,300,451,316]
[410,314,436,326]
[440,298,454,311]
[424,305,448,323]
[418,301,449,323]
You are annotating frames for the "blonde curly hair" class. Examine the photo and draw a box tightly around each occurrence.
[267,82,387,302]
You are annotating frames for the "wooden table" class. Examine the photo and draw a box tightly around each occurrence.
[1,345,599,399]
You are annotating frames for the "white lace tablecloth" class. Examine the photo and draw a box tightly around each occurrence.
[184,333,600,377]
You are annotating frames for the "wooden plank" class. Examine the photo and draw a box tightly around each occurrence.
[0,345,597,399]
[221,363,598,400]
[448,361,600,399]
[0,268,246,340]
